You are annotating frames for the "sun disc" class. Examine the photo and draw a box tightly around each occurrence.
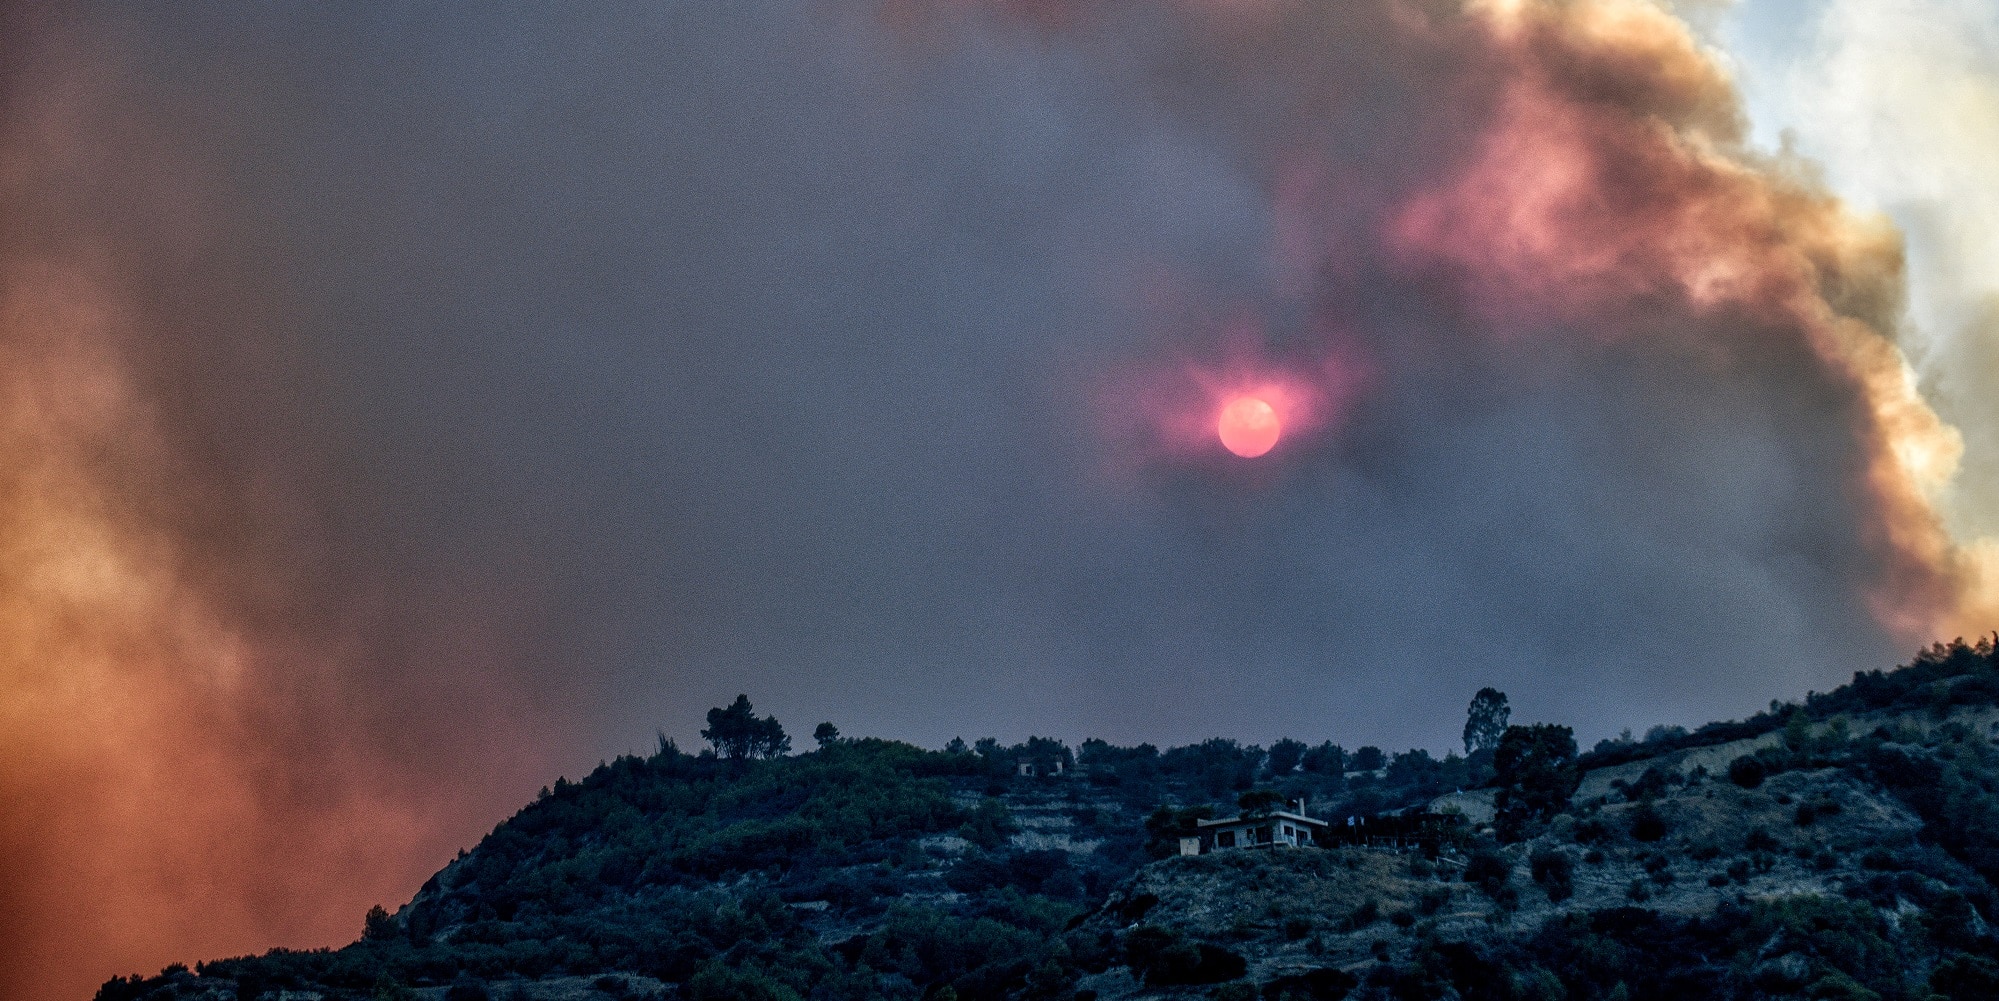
[1218,396,1280,457]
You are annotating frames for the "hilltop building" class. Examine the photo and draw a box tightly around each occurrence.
[1015,757,1065,777]
[1180,808,1330,855]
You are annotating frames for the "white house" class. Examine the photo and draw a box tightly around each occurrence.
[1182,809,1330,855]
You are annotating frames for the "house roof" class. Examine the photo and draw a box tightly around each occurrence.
[1196,811,1328,829]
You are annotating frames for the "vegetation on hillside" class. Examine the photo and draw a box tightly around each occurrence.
[95,638,1999,1001]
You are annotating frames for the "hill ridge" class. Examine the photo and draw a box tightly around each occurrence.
[96,637,1999,1001]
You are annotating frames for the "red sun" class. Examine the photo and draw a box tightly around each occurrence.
[1218,396,1280,457]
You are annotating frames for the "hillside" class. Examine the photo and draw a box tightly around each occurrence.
[97,638,1999,1001]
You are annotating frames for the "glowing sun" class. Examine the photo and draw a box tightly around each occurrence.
[1218,397,1280,457]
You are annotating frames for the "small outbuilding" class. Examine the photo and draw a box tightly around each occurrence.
[1016,757,1065,777]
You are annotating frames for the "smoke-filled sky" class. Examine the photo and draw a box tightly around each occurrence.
[3,0,1997,996]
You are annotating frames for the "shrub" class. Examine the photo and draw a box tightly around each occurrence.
[1529,848,1575,903]
[1258,968,1358,1001]
[960,798,1015,850]
[1464,849,1512,901]
[371,976,419,1001]
[686,964,804,1001]
[94,976,149,1001]
[1860,850,1899,871]
[1126,927,1245,986]
[1795,799,1841,827]
[1933,955,1999,999]
[1210,983,1258,1001]
[1629,805,1666,842]
[1624,768,1671,802]
[1727,756,1766,789]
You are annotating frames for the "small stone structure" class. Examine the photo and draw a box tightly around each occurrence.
[1016,757,1065,777]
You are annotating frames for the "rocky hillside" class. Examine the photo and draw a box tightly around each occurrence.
[97,639,1999,1001]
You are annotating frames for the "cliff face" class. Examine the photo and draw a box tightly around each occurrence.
[94,642,1999,1001]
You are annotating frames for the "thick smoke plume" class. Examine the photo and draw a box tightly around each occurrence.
[1762,0,1999,544]
[0,1,1992,997]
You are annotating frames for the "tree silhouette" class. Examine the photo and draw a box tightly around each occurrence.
[813,722,840,749]
[702,695,790,760]
[1265,738,1307,776]
[1464,688,1511,755]
[1301,741,1346,776]
[1492,723,1579,840]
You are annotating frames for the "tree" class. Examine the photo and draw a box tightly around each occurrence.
[1492,723,1579,840]
[1302,741,1346,776]
[1266,738,1307,776]
[362,904,397,941]
[702,695,790,760]
[1464,688,1511,755]
[813,722,841,749]
[1350,746,1386,772]
[1238,788,1286,815]
[1143,804,1214,858]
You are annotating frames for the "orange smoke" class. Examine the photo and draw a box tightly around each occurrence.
[0,265,439,1000]
[1387,0,1995,640]
[0,43,557,1001]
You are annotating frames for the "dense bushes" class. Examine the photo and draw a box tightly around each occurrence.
[1357,894,1980,1001]
[1122,927,1244,985]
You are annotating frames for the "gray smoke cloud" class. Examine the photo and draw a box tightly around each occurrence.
[0,1,1958,995]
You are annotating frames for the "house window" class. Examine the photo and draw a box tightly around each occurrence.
[1258,826,1272,843]
[1283,825,1295,837]
[1217,830,1236,848]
